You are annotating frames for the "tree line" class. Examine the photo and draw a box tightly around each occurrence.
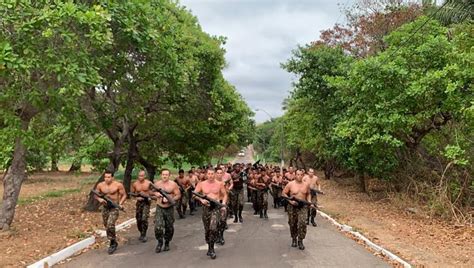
[255,0,473,222]
[0,1,254,230]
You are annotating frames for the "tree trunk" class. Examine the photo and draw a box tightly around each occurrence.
[51,153,59,172]
[0,119,30,230]
[68,158,82,172]
[324,159,335,180]
[123,134,137,195]
[357,173,368,193]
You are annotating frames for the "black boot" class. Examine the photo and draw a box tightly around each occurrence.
[259,210,263,218]
[298,240,305,250]
[311,216,317,227]
[238,207,243,223]
[163,240,170,251]
[253,210,258,215]
[209,243,216,259]
[306,218,310,225]
[207,243,212,256]
[233,213,238,223]
[108,240,118,255]
[291,238,297,247]
[155,240,163,253]
[264,209,268,219]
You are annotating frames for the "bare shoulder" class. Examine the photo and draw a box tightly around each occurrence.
[115,181,125,188]
[96,182,105,190]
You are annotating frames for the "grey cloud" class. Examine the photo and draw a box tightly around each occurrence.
[180,0,348,123]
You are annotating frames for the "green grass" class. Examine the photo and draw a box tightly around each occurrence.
[18,188,81,205]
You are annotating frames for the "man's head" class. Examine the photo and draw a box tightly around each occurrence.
[308,168,314,177]
[215,167,223,180]
[161,169,170,181]
[289,166,294,173]
[206,168,215,181]
[104,171,114,184]
[178,169,184,178]
[233,164,241,172]
[295,169,304,182]
[137,170,146,182]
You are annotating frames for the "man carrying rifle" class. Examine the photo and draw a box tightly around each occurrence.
[193,168,228,259]
[255,168,271,219]
[303,168,323,227]
[93,171,126,254]
[282,169,315,250]
[271,171,284,208]
[175,169,191,219]
[215,167,230,245]
[129,170,153,242]
[151,169,181,253]
[230,164,244,223]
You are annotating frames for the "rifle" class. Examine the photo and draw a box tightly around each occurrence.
[149,184,176,206]
[175,179,186,194]
[128,192,156,202]
[91,189,125,211]
[310,189,324,196]
[280,195,316,208]
[192,191,226,209]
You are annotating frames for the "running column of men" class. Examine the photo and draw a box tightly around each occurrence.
[92,164,323,258]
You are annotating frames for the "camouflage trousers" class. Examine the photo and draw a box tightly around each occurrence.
[154,206,175,242]
[217,205,228,238]
[101,207,119,241]
[230,188,244,215]
[202,205,220,244]
[177,191,189,216]
[309,194,318,218]
[257,190,268,210]
[272,186,282,205]
[287,205,308,240]
[136,200,150,235]
[251,189,259,212]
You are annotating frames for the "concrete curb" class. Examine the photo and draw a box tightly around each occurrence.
[27,207,157,267]
[317,210,412,268]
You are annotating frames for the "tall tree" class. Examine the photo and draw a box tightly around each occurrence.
[0,1,112,230]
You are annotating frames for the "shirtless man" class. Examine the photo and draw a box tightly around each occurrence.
[194,169,228,259]
[130,170,153,242]
[175,169,191,219]
[303,168,322,226]
[282,169,314,250]
[271,171,284,208]
[285,166,296,182]
[255,169,271,219]
[188,170,198,214]
[152,169,181,253]
[94,171,126,254]
[215,167,230,245]
[230,164,244,223]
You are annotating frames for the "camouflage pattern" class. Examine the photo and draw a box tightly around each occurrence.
[309,193,318,218]
[287,204,308,240]
[256,190,268,210]
[101,207,119,241]
[136,200,150,235]
[202,205,219,243]
[251,188,259,212]
[217,206,228,238]
[177,190,189,216]
[154,206,175,242]
[230,188,244,214]
[272,185,282,201]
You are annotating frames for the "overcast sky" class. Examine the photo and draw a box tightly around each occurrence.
[180,0,352,123]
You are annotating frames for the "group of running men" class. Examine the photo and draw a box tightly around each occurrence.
[93,162,323,259]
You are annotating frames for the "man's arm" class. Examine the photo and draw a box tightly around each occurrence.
[172,182,181,202]
[221,184,228,205]
[315,176,322,191]
[94,184,106,204]
[118,183,127,206]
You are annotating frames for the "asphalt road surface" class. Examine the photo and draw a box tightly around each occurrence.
[60,147,389,268]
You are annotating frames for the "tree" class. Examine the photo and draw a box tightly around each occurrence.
[434,0,473,25]
[0,1,112,230]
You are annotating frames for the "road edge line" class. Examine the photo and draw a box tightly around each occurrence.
[27,207,157,267]
[317,210,412,268]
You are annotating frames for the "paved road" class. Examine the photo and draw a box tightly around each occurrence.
[61,147,389,268]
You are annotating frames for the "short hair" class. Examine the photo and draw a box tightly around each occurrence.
[104,170,114,177]
[215,167,223,172]
[161,168,170,174]
[179,169,184,174]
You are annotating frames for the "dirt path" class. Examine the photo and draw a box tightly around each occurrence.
[317,173,473,267]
